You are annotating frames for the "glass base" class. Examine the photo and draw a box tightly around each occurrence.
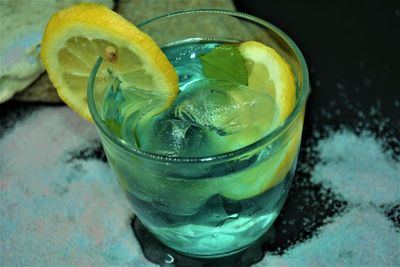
[150,212,277,258]
[132,216,274,265]
[129,168,295,258]
[171,242,253,259]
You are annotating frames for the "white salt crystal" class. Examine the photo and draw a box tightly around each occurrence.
[258,207,399,267]
[311,130,399,205]
[0,107,155,266]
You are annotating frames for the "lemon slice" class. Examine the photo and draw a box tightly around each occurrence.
[40,3,178,121]
[221,120,303,200]
[238,41,296,122]
[214,41,297,152]
[220,41,300,200]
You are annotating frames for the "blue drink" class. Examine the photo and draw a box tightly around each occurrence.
[88,10,309,258]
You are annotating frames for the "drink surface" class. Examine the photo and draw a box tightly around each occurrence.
[102,40,277,157]
[100,40,300,256]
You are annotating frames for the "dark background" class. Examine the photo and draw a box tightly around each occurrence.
[236,0,399,126]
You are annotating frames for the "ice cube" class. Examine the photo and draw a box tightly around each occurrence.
[136,79,277,157]
[136,112,214,157]
[102,78,124,123]
[100,77,157,142]
[173,79,277,150]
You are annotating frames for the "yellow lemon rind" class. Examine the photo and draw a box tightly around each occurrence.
[41,3,178,121]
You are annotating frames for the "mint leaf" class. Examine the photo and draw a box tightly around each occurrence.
[200,44,248,85]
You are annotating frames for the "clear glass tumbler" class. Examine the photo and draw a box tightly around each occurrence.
[87,9,309,258]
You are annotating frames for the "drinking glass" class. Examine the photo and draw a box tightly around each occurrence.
[87,9,310,258]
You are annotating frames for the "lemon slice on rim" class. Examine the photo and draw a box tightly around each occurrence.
[238,41,296,122]
[220,41,301,200]
[40,3,178,121]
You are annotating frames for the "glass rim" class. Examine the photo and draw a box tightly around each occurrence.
[87,9,310,164]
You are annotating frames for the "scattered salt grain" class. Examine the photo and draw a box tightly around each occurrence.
[256,123,399,266]
[363,77,372,87]
[0,107,155,267]
[335,82,344,89]
[311,130,399,205]
[259,207,399,267]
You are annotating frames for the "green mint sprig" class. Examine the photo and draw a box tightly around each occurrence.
[200,44,248,85]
